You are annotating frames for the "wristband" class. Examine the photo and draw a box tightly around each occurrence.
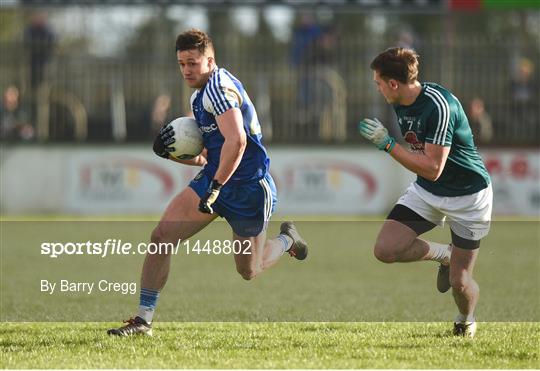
[384,138,396,153]
[210,179,223,191]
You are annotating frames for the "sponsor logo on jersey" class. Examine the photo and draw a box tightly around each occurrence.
[200,123,218,133]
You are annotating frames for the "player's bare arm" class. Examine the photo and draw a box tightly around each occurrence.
[213,107,247,185]
[198,107,247,214]
[389,143,450,181]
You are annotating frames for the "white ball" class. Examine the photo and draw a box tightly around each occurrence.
[167,117,203,160]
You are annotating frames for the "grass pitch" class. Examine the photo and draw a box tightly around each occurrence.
[1,216,539,368]
[2,322,539,369]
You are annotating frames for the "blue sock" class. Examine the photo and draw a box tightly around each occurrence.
[138,288,159,323]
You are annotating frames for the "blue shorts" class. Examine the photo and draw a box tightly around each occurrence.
[189,171,277,237]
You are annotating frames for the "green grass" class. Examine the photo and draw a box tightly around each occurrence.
[1,217,539,368]
[1,322,539,369]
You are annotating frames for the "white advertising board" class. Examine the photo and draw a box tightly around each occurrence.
[482,150,540,216]
[61,148,413,215]
[1,146,538,216]
[268,149,413,214]
[64,150,200,213]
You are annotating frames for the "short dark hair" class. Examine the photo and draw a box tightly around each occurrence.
[370,47,419,84]
[175,29,214,55]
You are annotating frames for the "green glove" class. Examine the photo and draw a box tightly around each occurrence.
[358,118,396,153]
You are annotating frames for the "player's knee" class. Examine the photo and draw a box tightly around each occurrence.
[450,272,471,293]
[239,270,257,281]
[236,266,259,281]
[151,226,165,244]
[373,243,397,263]
[149,226,173,256]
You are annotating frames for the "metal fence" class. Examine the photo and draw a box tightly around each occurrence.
[1,8,539,146]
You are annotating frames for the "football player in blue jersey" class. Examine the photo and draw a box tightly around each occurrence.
[359,48,492,338]
[108,29,308,337]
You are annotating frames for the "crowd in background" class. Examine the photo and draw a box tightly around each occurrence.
[1,7,539,146]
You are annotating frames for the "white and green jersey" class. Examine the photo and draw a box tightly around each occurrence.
[393,82,491,196]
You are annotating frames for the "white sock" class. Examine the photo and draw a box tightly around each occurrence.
[276,234,293,253]
[428,242,452,265]
[137,305,155,324]
[455,313,475,323]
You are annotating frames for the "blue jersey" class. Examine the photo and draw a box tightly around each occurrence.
[190,67,269,183]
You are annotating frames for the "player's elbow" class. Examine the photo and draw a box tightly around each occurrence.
[425,165,444,182]
[431,170,444,182]
[227,133,247,152]
[237,135,247,150]
[234,137,247,156]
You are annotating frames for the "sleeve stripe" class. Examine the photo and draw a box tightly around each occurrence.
[433,89,450,145]
[211,71,228,114]
[425,87,446,145]
[206,68,241,116]
[217,71,232,111]
[426,86,450,145]
[205,76,221,114]
[424,90,443,144]
[427,87,450,145]
[425,86,450,145]
[207,71,227,115]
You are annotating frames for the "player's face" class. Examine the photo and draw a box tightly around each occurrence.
[373,71,399,104]
[177,49,214,89]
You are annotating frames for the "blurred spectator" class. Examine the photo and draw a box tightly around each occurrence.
[305,27,347,141]
[304,26,336,67]
[0,85,34,141]
[291,15,343,140]
[510,58,538,129]
[396,29,418,50]
[24,12,55,91]
[290,14,324,128]
[469,97,493,144]
[290,13,323,68]
[149,93,172,136]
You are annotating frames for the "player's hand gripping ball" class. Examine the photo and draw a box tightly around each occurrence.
[153,117,203,160]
